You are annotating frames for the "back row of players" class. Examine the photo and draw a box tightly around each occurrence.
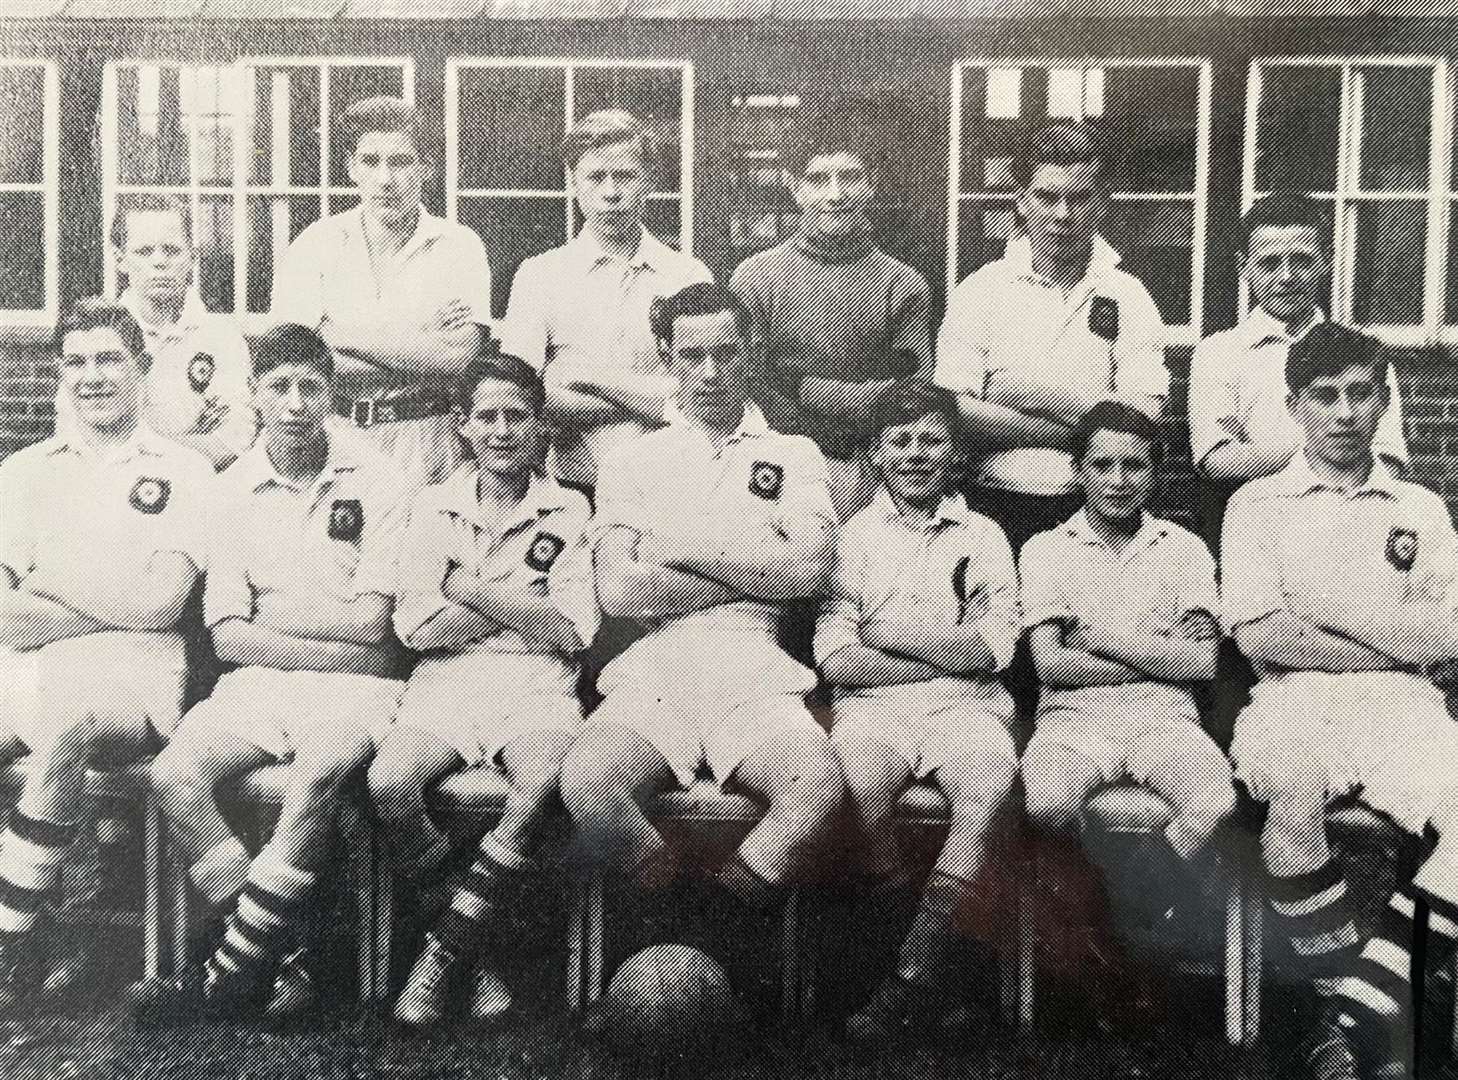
[0,98,1448,1079]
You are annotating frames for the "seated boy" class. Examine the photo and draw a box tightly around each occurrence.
[558,282,844,1006]
[1020,402,1235,920]
[369,350,595,1027]
[0,299,213,1008]
[816,379,1020,1042]
[133,323,410,1020]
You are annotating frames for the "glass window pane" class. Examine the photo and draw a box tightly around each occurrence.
[248,66,322,188]
[1357,66,1432,193]
[1254,65,1342,193]
[0,66,46,186]
[116,65,190,187]
[186,68,234,189]
[194,195,234,313]
[458,196,568,319]
[1103,66,1198,193]
[327,66,409,188]
[327,192,360,216]
[956,199,1016,283]
[0,192,45,310]
[572,67,684,193]
[457,67,567,192]
[1447,204,1458,326]
[1351,200,1426,326]
[246,193,320,314]
[1103,199,1193,327]
[959,66,1034,195]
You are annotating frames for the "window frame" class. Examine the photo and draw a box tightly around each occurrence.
[443,56,696,263]
[100,56,416,331]
[0,59,60,337]
[947,56,1213,346]
[1242,55,1453,346]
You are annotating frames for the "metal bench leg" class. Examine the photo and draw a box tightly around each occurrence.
[142,796,162,980]
[1225,866,1244,1045]
[372,834,394,1004]
[585,875,605,1004]
[348,813,374,1002]
[1017,877,1035,1033]
[567,879,587,1013]
[1243,881,1263,1044]
[780,888,800,1025]
[166,827,190,975]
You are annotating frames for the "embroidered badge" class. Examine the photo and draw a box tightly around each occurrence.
[129,476,170,514]
[1089,295,1120,341]
[526,531,565,572]
[328,499,364,542]
[1387,527,1418,571]
[749,461,784,500]
[187,352,215,394]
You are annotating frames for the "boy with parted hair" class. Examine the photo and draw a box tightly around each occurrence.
[0,298,213,1007]
[131,323,411,1021]
[503,109,712,492]
[816,378,1020,1042]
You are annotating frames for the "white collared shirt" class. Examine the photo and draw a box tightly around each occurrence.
[392,467,596,655]
[501,227,712,486]
[205,428,410,627]
[935,235,1169,496]
[1189,308,1408,474]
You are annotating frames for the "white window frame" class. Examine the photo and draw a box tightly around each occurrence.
[444,57,695,255]
[101,56,415,331]
[0,59,59,337]
[1242,56,1453,346]
[947,56,1213,346]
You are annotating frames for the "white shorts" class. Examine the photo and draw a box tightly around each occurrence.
[395,652,582,768]
[830,695,1017,780]
[0,631,186,750]
[176,667,403,762]
[1025,704,1230,791]
[1232,672,1458,836]
[588,689,827,789]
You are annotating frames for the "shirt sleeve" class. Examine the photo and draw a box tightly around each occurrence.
[0,456,34,581]
[890,270,934,378]
[547,497,600,651]
[934,278,991,397]
[1018,532,1072,631]
[390,493,455,647]
[1112,283,1170,400]
[352,466,412,600]
[1177,533,1221,619]
[813,527,865,667]
[1374,363,1410,469]
[451,227,495,326]
[203,492,255,628]
[967,518,1021,671]
[590,443,645,535]
[500,256,551,373]
[1188,334,1241,473]
[776,438,837,531]
[199,318,257,467]
[268,227,326,329]
[1219,486,1286,633]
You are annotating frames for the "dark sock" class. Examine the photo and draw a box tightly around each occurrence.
[896,869,975,989]
[717,855,782,915]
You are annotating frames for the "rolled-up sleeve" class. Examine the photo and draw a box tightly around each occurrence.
[549,527,600,651]
[1018,532,1073,632]
[268,227,326,330]
[203,505,254,628]
[451,229,494,326]
[1219,488,1285,634]
[0,457,35,581]
[1188,335,1240,472]
[813,528,865,666]
[969,519,1021,671]
[1114,285,1170,401]
[779,438,837,532]
[934,279,991,397]
[390,494,455,646]
[500,255,551,373]
[353,467,412,600]
[1177,534,1221,620]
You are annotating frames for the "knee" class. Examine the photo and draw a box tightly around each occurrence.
[294,739,372,803]
[29,712,97,769]
[367,751,427,824]
[766,744,845,828]
[1184,778,1238,829]
[150,743,209,802]
[1021,760,1083,832]
[559,733,638,821]
[940,747,1017,811]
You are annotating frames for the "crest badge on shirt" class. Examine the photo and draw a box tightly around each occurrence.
[1387,527,1418,571]
[750,461,784,501]
[187,352,215,394]
[1089,296,1120,341]
[129,476,170,514]
[328,499,364,542]
[526,531,565,572]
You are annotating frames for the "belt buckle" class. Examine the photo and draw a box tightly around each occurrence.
[352,399,373,428]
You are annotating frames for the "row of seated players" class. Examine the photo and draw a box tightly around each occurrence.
[2,285,1454,1080]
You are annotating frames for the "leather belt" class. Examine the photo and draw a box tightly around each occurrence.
[344,388,453,428]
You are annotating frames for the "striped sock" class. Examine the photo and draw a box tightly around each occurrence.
[431,831,531,960]
[1267,858,1362,997]
[896,869,975,989]
[205,856,314,995]
[0,812,81,941]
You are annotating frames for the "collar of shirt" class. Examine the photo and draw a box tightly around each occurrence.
[122,287,209,349]
[1274,450,1399,500]
[660,399,771,444]
[1063,506,1170,559]
[1002,233,1123,289]
[869,486,972,532]
[233,430,365,496]
[434,466,572,533]
[568,227,671,275]
[45,422,171,463]
[340,204,447,265]
[1240,306,1327,350]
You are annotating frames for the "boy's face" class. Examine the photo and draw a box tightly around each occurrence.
[874,411,957,509]
[1018,161,1104,266]
[1242,224,1328,325]
[571,141,648,234]
[60,326,148,433]
[117,209,193,306]
[349,130,425,229]
[1288,364,1387,470]
[793,151,873,238]
[252,361,333,449]
[664,310,751,428]
[1076,428,1156,523]
[458,377,543,478]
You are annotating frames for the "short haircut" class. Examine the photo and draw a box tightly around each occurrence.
[250,323,335,380]
[1012,120,1104,190]
[649,282,751,348]
[1240,193,1332,253]
[338,96,424,159]
[1285,322,1388,396]
[869,378,962,443]
[781,109,877,179]
[109,193,194,252]
[55,297,145,360]
[452,340,546,418]
[562,110,653,172]
[1070,400,1163,467]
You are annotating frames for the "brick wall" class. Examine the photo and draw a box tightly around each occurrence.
[0,340,57,460]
